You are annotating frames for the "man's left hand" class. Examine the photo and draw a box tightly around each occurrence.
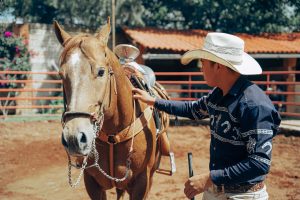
[184,172,213,199]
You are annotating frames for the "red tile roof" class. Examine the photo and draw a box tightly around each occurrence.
[123,27,300,54]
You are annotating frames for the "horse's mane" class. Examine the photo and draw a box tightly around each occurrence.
[60,34,118,65]
[59,34,91,64]
[59,33,123,81]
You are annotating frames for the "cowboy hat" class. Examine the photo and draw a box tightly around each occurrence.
[181,32,262,75]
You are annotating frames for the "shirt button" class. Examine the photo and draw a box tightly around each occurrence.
[213,163,215,167]
[213,147,216,150]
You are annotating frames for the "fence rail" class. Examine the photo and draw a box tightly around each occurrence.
[0,70,299,118]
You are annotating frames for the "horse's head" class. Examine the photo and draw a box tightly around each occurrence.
[54,18,116,156]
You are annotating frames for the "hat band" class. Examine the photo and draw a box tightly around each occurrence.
[203,41,244,65]
[204,41,243,56]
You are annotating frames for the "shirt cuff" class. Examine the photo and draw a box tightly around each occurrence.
[210,169,225,185]
[154,98,164,108]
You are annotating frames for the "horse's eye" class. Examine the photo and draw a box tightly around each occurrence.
[97,68,105,77]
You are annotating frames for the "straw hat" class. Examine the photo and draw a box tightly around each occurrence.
[181,32,262,75]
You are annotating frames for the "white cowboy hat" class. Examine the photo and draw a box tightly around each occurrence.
[181,32,262,75]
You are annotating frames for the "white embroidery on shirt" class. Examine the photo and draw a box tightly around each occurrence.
[221,121,231,133]
[211,131,245,145]
[210,115,215,126]
[262,141,272,155]
[240,129,273,138]
[249,155,271,166]
[207,102,239,123]
[232,127,241,140]
[247,137,256,154]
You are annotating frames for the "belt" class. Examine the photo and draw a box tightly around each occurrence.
[213,182,264,193]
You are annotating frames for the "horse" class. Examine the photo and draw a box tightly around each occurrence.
[53,17,170,200]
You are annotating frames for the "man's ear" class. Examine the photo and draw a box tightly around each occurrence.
[213,62,221,71]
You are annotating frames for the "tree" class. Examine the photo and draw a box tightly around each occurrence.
[4,0,300,33]
[115,0,145,27]
[141,0,300,33]
[0,30,31,117]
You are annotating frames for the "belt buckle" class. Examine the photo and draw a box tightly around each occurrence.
[215,185,225,193]
[249,182,264,192]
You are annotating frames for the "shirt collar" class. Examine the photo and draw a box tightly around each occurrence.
[227,75,248,97]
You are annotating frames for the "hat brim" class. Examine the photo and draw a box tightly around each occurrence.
[181,49,262,75]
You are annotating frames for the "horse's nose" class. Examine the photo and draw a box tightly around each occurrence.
[61,133,68,148]
[77,132,88,148]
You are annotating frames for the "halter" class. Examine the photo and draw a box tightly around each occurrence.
[61,63,117,188]
[60,49,153,188]
[61,66,115,128]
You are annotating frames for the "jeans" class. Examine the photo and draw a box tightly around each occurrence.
[202,186,268,200]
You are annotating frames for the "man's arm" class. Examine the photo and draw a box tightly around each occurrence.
[133,88,209,120]
[210,105,281,185]
[154,98,208,120]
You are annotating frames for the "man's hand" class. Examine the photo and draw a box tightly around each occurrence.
[132,88,156,106]
[184,173,213,199]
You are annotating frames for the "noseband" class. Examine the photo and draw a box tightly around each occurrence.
[61,66,116,130]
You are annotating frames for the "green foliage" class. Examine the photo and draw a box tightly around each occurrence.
[4,0,300,33]
[38,98,64,114]
[0,31,31,88]
[5,0,56,24]
[142,0,300,33]
[0,31,31,116]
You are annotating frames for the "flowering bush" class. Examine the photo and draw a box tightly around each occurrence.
[0,31,31,116]
[0,31,31,88]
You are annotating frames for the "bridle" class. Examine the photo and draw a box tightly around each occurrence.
[61,65,115,129]
[61,61,121,188]
[60,48,153,188]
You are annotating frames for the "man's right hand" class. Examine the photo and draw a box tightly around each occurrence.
[132,88,156,106]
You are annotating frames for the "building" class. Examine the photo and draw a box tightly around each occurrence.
[121,28,300,113]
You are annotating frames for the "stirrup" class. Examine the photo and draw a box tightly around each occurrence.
[169,152,176,174]
[156,152,176,176]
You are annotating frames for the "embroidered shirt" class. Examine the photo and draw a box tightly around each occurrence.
[154,76,281,185]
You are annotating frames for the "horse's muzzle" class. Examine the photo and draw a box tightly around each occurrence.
[61,130,91,156]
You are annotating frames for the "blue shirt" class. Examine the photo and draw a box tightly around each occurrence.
[154,76,281,186]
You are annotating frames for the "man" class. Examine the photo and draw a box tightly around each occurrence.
[133,32,281,200]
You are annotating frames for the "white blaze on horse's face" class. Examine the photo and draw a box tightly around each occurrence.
[54,19,112,156]
[70,52,81,66]
[61,44,109,156]
[61,50,96,156]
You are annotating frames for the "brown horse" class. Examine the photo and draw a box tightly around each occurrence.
[54,18,170,199]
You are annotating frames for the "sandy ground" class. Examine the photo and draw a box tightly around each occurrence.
[0,121,299,200]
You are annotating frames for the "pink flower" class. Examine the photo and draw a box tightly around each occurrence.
[4,31,12,37]
[15,46,20,53]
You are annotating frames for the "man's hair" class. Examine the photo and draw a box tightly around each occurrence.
[209,60,216,65]
[212,61,237,74]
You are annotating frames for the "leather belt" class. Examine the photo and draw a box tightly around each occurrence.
[213,182,264,193]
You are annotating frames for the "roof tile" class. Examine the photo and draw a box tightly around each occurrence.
[123,28,300,54]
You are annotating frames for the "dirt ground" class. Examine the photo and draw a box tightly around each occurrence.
[0,121,299,200]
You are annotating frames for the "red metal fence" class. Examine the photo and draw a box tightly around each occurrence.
[0,70,299,118]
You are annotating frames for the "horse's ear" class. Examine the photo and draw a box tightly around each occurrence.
[96,17,111,45]
[53,20,71,46]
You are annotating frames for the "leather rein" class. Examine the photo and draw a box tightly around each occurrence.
[60,61,153,187]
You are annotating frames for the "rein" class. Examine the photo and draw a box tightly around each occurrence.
[61,62,153,188]
[61,65,115,188]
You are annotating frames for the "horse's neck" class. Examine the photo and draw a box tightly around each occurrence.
[102,56,135,134]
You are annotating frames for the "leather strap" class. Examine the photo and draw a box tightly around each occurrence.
[214,181,265,193]
[98,106,153,144]
[109,144,115,187]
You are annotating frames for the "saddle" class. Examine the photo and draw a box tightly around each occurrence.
[124,67,171,156]
[114,44,175,175]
